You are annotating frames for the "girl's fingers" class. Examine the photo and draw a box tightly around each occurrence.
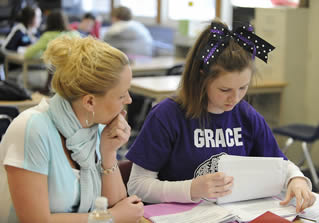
[213,181,233,193]
[208,189,232,198]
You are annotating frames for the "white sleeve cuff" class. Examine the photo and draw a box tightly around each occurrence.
[284,160,312,190]
[127,163,197,203]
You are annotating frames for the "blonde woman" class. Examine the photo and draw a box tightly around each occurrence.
[0,36,143,223]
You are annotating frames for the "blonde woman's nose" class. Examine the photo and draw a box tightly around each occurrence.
[125,92,132,105]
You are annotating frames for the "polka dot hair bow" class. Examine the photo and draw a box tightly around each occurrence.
[200,23,275,69]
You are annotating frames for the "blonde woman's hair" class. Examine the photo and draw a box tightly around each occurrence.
[43,35,129,101]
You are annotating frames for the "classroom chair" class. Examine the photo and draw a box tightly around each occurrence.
[273,123,319,190]
[0,105,19,141]
[118,160,133,191]
[129,63,185,134]
[165,63,184,76]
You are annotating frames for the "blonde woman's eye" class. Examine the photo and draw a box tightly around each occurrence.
[220,89,230,92]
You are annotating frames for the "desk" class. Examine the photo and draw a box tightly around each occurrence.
[0,92,46,112]
[130,75,180,102]
[4,54,183,87]
[130,75,287,102]
[4,52,43,88]
[140,217,306,223]
[130,75,287,127]
[131,57,185,76]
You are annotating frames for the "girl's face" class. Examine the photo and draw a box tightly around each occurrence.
[31,8,42,29]
[93,65,132,125]
[206,67,252,114]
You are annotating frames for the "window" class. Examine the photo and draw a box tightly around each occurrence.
[119,0,157,17]
[231,0,301,8]
[231,0,273,8]
[82,0,111,13]
[168,0,216,21]
[63,0,111,14]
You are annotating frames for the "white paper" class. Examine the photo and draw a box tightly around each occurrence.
[298,193,319,222]
[150,201,237,223]
[148,196,298,223]
[220,196,297,222]
[216,155,287,204]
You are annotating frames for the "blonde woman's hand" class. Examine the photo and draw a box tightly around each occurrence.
[191,172,233,201]
[280,177,316,213]
[101,110,131,153]
[109,195,144,223]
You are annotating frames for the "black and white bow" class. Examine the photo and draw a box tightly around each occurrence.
[200,23,275,68]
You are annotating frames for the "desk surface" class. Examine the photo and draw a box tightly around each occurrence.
[5,51,42,64]
[141,218,307,223]
[5,52,185,77]
[0,92,46,112]
[140,216,305,223]
[130,75,287,102]
[130,57,185,75]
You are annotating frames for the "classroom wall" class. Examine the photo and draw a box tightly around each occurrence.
[254,2,319,169]
[255,7,308,123]
[277,0,319,167]
[305,0,319,166]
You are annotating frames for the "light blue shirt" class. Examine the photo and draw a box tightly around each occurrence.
[0,99,102,222]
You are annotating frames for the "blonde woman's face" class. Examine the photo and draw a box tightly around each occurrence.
[206,67,252,114]
[94,65,132,124]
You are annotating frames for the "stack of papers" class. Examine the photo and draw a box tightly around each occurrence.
[144,197,297,223]
[145,201,237,223]
[298,193,319,222]
[144,155,297,223]
[220,196,296,222]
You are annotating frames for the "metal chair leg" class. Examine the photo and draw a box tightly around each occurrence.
[282,138,294,154]
[301,142,319,189]
[282,138,307,167]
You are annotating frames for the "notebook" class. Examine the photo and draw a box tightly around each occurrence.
[249,211,291,223]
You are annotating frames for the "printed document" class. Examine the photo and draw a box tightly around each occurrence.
[297,192,319,222]
[146,201,237,223]
[220,196,296,222]
[216,155,287,204]
[144,197,297,223]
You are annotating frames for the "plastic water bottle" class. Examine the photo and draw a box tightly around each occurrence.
[88,196,114,223]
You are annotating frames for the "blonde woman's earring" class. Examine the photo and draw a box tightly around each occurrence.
[85,111,95,127]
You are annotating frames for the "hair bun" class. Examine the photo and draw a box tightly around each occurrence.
[43,35,77,69]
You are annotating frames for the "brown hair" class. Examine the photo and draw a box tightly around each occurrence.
[45,9,69,32]
[19,6,36,28]
[111,6,132,21]
[43,36,129,101]
[175,20,256,119]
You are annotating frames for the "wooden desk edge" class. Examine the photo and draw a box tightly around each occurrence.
[5,52,43,64]
[0,93,47,112]
[130,80,288,96]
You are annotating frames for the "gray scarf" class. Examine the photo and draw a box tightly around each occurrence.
[47,94,101,212]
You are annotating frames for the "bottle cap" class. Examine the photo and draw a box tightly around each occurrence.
[95,196,108,209]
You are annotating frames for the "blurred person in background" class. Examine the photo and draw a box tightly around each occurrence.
[70,12,101,38]
[103,6,153,58]
[1,5,41,53]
